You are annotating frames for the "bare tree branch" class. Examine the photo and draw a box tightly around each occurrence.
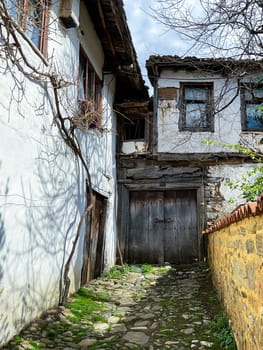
[151,0,263,58]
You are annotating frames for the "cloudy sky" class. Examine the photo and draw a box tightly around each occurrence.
[124,0,189,90]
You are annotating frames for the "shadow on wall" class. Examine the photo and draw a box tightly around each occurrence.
[0,214,9,349]
[0,57,110,346]
[0,129,88,345]
[0,214,5,282]
[0,115,109,347]
[0,163,9,345]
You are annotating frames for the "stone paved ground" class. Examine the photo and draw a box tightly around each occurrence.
[3,263,234,350]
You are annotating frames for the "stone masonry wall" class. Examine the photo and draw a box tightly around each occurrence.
[204,197,263,350]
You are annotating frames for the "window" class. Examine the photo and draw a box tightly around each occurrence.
[6,0,49,54]
[124,119,145,140]
[179,83,214,131]
[241,85,263,131]
[78,49,102,128]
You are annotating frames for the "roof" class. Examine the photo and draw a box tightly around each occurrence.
[85,0,148,102]
[146,55,263,85]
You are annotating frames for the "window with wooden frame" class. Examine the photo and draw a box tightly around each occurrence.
[124,118,145,140]
[179,82,214,132]
[78,48,102,129]
[241,84,263,131]
[6,0,49,55]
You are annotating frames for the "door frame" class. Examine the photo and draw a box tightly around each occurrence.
[81,190,107,285]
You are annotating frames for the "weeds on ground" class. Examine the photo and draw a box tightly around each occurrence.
[13,336,22,346]
[28,340,41,350]
[66,287,108,323]
[11,337,41,350]
[141,263,153,274]
[209,312,237,349]
[102,263,153,279]
[102,263,132,279]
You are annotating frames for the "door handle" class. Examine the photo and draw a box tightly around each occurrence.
[154,218,164,223]
[154,218,174,223]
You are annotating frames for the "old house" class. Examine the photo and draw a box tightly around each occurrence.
[0,0,147,346]
[117,55,263,265]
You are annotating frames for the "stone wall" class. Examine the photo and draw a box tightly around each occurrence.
[204,198,263,350]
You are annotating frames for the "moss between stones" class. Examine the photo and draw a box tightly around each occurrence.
[3,264,237,350]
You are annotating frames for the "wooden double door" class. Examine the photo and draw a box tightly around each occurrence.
[128,190,198,264]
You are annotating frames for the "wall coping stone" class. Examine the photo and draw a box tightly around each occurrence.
[203,194,263,235]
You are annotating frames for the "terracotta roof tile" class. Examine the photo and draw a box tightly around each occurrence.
[203,195,263,234]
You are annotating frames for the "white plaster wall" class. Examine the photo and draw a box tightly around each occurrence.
[0,1,117,345]
[207,163,260,216]
[157,70,263,154]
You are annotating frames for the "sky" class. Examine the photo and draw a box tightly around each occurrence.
[124,0,189,91]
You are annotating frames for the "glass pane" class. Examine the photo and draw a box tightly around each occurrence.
[25,0,43,48]
[95,81,101,110]
[245,88,263,101]
[185,87,209,101]
[254,89,263,98]
[246,104,263,129]
[185,103,207,128]
[88,70,94,100]
[124,119,145,140]
[6,0,19,19]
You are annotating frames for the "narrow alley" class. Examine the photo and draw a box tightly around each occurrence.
[3,264,235,350]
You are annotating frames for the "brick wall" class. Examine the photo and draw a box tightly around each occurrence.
[204,197,263,350]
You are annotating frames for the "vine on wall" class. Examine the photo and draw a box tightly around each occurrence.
[0,0,97,305]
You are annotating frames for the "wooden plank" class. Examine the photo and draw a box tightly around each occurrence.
[117,185,129,262]
[148,192,164,263]
[175,190,198,263]
[164,191,179,263]
[158,87,178,100]
[94,196,107,278]
[126,166,202,180]
[128,191,164,264]
[80,212,91,286]
[81,193,107,282]
[122,182,202,190]
[88,195,100,280]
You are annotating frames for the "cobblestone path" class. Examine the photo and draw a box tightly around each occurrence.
[3,264,232,350]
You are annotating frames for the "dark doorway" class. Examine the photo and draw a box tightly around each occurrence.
[81,191,107,284]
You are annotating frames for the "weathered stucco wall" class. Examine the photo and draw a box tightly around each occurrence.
[205,199,263,350]
[0,1,117,346]
[156,69,263,154]
[204,163,261,225]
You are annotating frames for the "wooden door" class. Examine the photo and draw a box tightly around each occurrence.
[81,192,107,285]
[128,190,198,264]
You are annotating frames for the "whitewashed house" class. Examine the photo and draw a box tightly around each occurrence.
[0,0,147,345]
[117,55,263,265]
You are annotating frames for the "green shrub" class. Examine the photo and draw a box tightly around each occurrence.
[209,312,237,349]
